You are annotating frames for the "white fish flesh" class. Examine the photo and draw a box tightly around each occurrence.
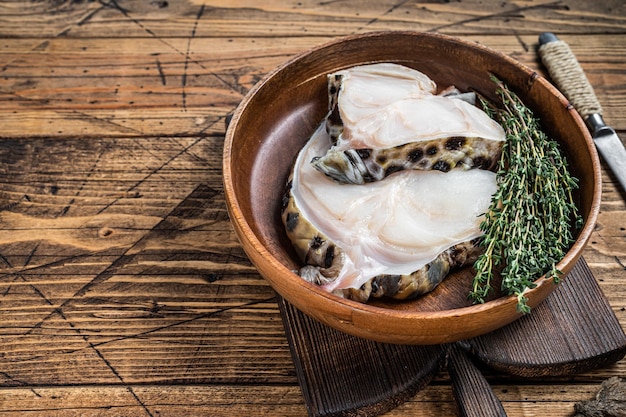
[318,63,505,184]
[282,123,497,300]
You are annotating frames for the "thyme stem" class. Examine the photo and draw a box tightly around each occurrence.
[470,77,582,313]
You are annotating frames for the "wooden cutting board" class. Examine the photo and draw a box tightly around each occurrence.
[278,257,626,417]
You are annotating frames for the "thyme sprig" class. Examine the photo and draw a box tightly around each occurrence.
[470,76,583,313]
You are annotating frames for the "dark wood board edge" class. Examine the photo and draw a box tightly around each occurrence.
[278,296,448,417]
[467,257,626,377]
[277,256,626,417]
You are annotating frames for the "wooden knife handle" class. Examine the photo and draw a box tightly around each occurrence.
[448,344,508,417]
[538,32,603,120]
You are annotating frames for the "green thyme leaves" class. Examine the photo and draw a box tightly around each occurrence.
[469,76,583,313]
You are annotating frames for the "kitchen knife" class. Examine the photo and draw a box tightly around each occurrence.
[538,32,626,194]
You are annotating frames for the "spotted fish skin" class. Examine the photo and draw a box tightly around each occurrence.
[312,135,502,184]
[326,73,344,144]
[281,176,344,286]
[281,169,483,303]
[336,239,482,303]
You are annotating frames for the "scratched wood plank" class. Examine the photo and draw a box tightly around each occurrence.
[0,136,225,216]
[0,131,621,391]
[0,135,296,386]
[0,382,618,417]
[0,68,623,391]
[0,0,624,38]
[0,132,622,393]
[0,1,624,416]
[0,34,625,138]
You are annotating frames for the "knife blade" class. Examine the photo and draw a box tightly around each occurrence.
[538,32,626,195]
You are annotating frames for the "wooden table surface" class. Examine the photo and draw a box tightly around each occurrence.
[0,1,624,416]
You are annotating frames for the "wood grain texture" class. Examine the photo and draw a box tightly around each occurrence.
[0,383,616,417]
[279,296,448,417]
[0,0,624,416]
[448,345,507,417]
[467,258,626,378]
[278,256,626,417]
[1,33,625,138]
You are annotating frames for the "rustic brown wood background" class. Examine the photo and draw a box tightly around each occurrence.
[0,0,624,416]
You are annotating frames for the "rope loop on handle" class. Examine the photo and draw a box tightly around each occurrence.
[539,40,603,118]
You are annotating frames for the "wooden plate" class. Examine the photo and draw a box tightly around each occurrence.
[223,31,601,344]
